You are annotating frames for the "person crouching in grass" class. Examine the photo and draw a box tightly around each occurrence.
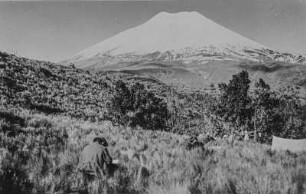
[77,137,118,180]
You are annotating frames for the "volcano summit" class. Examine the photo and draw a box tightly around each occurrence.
[63,11,305,69]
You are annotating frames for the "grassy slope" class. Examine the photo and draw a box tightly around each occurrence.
[1,110,306,194]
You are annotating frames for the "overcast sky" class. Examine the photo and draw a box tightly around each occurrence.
[0,0,306,62]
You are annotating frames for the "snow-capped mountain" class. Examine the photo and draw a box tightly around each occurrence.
[63,11,306,69]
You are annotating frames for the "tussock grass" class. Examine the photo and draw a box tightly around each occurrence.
[1,111,306,194]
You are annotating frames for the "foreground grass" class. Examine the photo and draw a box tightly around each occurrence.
[1,111,306,194]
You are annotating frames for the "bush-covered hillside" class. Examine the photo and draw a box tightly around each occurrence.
[0,51,214,135]
[0,52,169,121]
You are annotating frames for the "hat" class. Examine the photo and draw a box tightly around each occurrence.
[93,137,108,147]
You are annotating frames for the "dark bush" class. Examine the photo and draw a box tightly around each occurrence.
[213,70,253,131]
[109,81,168,131]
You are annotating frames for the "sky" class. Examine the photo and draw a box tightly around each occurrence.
[0,0,306,62]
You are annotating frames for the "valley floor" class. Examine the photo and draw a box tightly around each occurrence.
[1,109,306,194]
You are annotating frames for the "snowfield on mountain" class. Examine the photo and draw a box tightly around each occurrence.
[63,11,306,69]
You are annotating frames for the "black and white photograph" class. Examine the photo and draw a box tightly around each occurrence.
[0,0,306,193]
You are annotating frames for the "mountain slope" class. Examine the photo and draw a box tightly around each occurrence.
[63,11,305,69]
[61,11,306,100]
[69,11,264,60]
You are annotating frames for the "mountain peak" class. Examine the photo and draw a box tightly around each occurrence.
[66,11,266,63]
[152,11,204,19]
[146,11,210,26]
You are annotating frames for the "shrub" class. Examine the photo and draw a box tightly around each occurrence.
[213,70,253,132]
[109,81,168,131]
[252,79,305,142]
[275,86,305,139]
[252,78,282,142]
